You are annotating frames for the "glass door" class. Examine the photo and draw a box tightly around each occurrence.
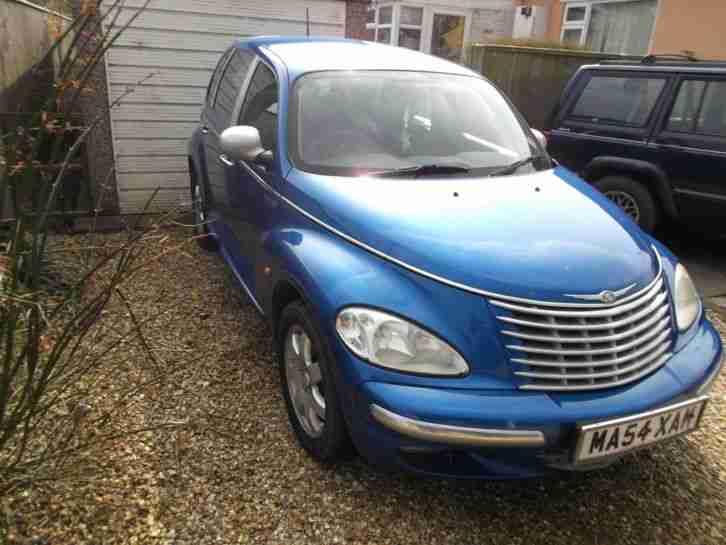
[429,13,466,62]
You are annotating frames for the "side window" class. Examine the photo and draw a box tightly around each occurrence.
[239,63,278,151]
[215,50,255,124]
[667,79,726,137]
[206,49,232,107]
[569,75,666,127]
[667,80,706,132]
[697,81,726,137]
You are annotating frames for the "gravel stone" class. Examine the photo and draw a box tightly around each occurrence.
[7,228,726,545]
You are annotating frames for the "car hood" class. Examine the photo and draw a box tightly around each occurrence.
[283,166,659,301]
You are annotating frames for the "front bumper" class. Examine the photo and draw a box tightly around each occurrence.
[346,321,723,479]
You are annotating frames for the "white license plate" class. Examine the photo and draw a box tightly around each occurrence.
[575,396,709,463]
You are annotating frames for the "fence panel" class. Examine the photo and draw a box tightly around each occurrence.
[468,45,640,129]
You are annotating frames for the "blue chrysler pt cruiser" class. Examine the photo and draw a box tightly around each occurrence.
[188,37,723,478]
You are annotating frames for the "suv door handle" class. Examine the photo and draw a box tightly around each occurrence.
[201,126,209,134]
[219,154,235,166]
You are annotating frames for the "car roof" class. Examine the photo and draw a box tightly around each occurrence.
[234,36,480,79]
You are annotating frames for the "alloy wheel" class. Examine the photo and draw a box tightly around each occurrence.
[604,190,641,223]
[284,325,326,438]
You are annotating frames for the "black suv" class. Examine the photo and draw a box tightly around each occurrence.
[546,56,726,233]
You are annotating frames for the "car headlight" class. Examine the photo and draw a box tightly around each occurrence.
[335,307,469,376]
[674,264,701,331]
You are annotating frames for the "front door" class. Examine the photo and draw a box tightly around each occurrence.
[208,49,256,279]
[651,76,726,228]
[548,71,672,174]
[221,59,279,295]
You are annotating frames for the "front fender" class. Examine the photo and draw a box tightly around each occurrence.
[262,226,515,391]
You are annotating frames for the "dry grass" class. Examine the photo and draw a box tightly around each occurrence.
[3,227,726,545]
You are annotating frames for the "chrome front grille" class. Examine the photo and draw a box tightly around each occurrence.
[489,273,674,392]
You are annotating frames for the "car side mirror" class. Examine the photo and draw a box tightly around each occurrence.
[531,128,547,151]
[220,125,266,162]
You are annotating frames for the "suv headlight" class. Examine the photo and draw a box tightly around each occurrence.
[335,307,469,376]
[674,264,701,331]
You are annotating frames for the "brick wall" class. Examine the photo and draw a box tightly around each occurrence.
[345,0,372,40]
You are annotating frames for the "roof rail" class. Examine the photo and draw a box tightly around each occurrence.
[641,53,699,64]
[598,54,726,68]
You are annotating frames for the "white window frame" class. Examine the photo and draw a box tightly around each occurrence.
[396,4,424,51]
[560,0,660,50]
[425,6,471,60]
[374,3,394,44]
[367,2,472,62]
[560,2,590,47]
[366,5,377,31]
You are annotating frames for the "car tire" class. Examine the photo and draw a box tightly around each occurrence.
[189,161,217,252]
[277,300,354,463]
[595,176,658,233]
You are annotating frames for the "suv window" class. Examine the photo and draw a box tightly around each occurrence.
[570,75,666,127]
[215,49,254,123]
[668,79,726,137]
[239,63,278,151]
[667,80,706,133]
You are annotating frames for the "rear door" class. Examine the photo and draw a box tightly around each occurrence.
[201,48,234,213]
[651,76,726,226]
[548,70,672,175]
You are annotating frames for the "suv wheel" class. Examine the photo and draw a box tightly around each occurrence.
[595,176,658,232]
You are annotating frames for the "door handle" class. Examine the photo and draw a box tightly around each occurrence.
[201,126,209,134]
[219,154,235,166]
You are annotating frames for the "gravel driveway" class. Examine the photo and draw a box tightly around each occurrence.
[21,228,726,545]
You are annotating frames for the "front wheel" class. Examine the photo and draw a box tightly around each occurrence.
[595,176,658,233]
[277,301,353,463]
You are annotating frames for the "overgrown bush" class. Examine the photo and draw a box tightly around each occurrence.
[0,0,200,509]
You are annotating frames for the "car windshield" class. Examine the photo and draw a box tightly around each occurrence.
[288,70,546,177]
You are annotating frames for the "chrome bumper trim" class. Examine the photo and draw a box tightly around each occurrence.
[370,404,546,448]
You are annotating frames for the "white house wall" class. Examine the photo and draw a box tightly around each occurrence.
[105,0,345,213]
[470,4,516,43]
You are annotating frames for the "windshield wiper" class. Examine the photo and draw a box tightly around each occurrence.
[368,164,470,178]
[487,155,542,178]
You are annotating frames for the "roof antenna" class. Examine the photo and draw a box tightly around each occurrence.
[306,8,311,37]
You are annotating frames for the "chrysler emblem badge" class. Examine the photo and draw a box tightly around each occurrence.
[566,283,637,303]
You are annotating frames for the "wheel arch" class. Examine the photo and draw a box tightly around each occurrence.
[270,277,310,340]
[584,156,678,219]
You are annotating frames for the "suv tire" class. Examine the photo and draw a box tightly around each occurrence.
[595,176,658,233]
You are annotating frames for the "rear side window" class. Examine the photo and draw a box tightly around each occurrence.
[570,75,666,127]
[668,79,726,137]
[206,49,232,107]
[215,50,255,123]
[667,80,706,132]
